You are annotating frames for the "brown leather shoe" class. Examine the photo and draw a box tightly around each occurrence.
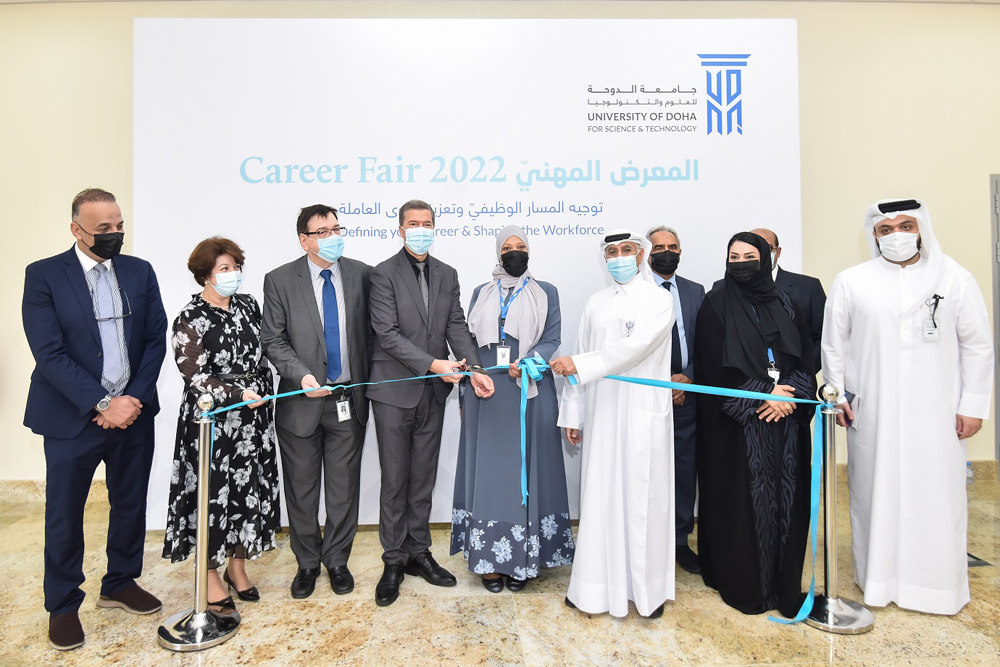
[96,583,162,614]
[49,611,85,651]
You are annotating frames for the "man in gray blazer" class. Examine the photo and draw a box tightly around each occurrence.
[368,199,494,606]
[647,225,706,575]
[262,204,373,599]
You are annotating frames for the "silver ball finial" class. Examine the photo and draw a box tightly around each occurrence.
[818,383,840,403]
[196,394,215,412]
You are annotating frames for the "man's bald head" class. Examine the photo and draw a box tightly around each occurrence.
[750,227,781,267]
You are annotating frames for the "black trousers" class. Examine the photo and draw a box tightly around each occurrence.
[371,383,446,565]
[43,413,155,616]
[674,397,698,544]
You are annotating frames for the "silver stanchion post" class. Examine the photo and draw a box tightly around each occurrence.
[805,384,874,635]
[158,394,241,651]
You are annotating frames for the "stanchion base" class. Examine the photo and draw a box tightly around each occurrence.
[157,606,241,651]
[805,595,874,635]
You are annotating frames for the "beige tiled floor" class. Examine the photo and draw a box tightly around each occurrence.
[0,477,997,666]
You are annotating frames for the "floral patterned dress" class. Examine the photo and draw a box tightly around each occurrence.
[163,293,281,568]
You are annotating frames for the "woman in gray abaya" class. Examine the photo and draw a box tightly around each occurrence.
[450,225,575,592]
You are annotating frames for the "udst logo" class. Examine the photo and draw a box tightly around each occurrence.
[698,53,751,135]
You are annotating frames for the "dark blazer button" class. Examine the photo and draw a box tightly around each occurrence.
[97,352,103,357]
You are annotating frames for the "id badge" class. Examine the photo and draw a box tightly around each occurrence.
[767,365,781,384]
[496,345,511,366]
[923,319,939,342]
[336,399,351,422]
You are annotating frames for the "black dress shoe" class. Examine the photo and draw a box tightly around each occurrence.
[376,563,405,607]
[564,596,577,609]
[506,576,528,592]
[290,567,320,599]
[481,576,505,593]
[676,544,701,574]
[328,565,355,595]
[223,568,260,602]
[405,553,457,587]
[647,604,665,619]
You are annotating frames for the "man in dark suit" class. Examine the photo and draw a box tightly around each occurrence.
[262,204,373,599]
[647,226,706,575]
[751,228,826,372]
[22,188,167,651]
[368,199,495,606]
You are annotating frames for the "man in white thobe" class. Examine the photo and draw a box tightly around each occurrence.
[551,229,675,618]
[823,198,993,615]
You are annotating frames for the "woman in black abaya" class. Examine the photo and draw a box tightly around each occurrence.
[694,231,815,617]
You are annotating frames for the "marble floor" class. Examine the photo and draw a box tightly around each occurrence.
[0,476,997,667]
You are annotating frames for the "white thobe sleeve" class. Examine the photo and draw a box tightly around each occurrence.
[821,273,851,405]
[955,274,994,418]
[557,299,591,431]
[572,294,673,385]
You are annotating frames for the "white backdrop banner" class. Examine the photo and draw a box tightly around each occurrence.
[134,18,801,529]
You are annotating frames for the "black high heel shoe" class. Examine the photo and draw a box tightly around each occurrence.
[223,568,261,602]
[208,595,237,611]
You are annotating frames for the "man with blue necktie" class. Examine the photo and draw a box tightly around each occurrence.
[262,204,373,599]
[647,226,705,574]
[22,188,167,651]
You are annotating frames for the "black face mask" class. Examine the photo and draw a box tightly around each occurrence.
[84,231,124,260]
[501,250,529,277]
[726,259,760,283]
[650,250,680,276]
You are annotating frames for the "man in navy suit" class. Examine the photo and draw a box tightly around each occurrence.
[751,228,826,372]
[22,188,167,651]
[647,226,705,574]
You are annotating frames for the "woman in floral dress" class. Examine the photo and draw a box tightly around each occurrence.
[451,225,575,592]
[163,237,280,607]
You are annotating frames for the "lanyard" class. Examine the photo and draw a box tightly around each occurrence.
[498,278,530,344]
[750,305,777,370]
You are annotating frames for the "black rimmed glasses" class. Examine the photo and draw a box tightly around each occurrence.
[94,288,133,322]
[302,227,348,239]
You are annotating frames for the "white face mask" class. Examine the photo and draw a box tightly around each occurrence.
[877,231,919,262]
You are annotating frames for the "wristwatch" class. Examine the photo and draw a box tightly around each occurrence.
[96,395,112,412]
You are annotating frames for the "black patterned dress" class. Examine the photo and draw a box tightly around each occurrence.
[163,293,281,568]
[693,290,816,618]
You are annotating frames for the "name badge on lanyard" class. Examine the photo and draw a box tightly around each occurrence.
[336,399,351,422]
[496,345,511,366]
[766,348,780,384]
[498,278,530,366]
[924,293,943,342]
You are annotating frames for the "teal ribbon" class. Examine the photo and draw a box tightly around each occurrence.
[517,356,550,506]
[203,367,507,417]
[201,361,826,624]
[568,371,825,624]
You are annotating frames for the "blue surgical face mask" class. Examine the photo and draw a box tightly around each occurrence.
[210,270,242,297]
[607,256,639,283]
[316,234,345,262]
[404,227,435,255]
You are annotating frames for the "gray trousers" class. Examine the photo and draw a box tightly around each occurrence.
[371,382,446,565]
[276,392,366,569]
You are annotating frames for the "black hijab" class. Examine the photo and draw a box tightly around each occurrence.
[715,232,801,381]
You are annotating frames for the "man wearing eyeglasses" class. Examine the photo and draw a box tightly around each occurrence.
[22,188,167,651]
[261,204,373,600]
